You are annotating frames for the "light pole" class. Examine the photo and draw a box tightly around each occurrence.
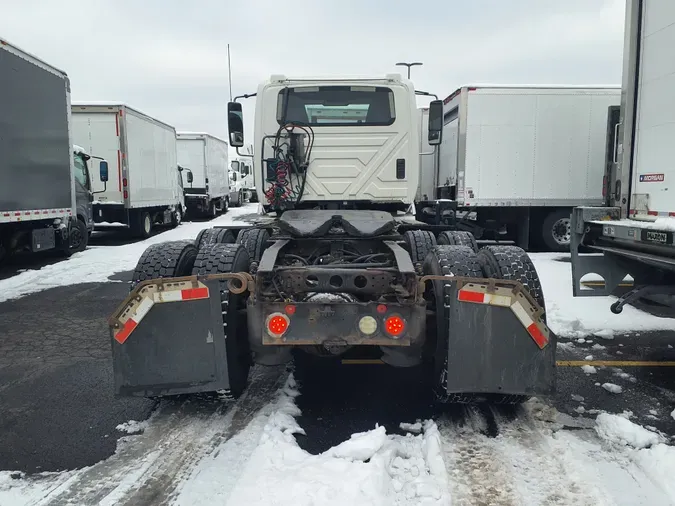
[396,61,423,79]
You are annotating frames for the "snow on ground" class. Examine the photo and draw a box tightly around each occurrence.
[0,205,256,303]
[530,253,675,338]
[213,376,449,506]
[596,413,662,449]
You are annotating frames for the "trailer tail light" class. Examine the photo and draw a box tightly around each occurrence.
[123,178,128,187]
[284,304,296,315]
[123,190,129,200]
[384,315,405,337]
[376,304,387,314]
[266,313,290,337]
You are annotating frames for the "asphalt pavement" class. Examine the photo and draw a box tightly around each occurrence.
[0,276,674,474]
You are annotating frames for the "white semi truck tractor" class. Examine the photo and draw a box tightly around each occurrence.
[108,75,554,406]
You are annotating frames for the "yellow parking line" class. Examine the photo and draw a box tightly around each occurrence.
[558,360,675,367]
[581,281,633,287]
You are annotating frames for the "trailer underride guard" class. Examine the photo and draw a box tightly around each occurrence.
[108,75,556,405]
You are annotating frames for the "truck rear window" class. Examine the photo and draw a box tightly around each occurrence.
[277,86,395,126]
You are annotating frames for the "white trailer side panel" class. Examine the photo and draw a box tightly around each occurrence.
[177,138,207,188]
[71,111,123,203]
[125,110,179,208]
[205,136,229,199]
[457,87,619,206]
[630,0,675,216]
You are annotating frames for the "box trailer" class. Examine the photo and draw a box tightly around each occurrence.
[177,132,230,217]
[571,0,675,312]
[422,85,621,251]
[0,38,98,261]
[71,103,184,238]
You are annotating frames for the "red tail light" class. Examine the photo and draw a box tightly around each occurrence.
[384,315,405,337]
[267,313,290,337]
[123,178,128,187]
[123,190,129,199]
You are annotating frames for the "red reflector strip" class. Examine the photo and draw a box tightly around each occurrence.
[457,290,485,303]
[114,319,137,344]
[527,323,548,349]
[181,287,209,300]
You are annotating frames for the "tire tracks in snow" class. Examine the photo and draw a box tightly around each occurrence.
[438,400,672,506]
[35,365,287,506]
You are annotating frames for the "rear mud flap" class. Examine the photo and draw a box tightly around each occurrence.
[109,278,231,397]
[443,279,556,397]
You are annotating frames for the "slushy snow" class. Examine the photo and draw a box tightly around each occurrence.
[225,377,450,505]
[581,365,597,374]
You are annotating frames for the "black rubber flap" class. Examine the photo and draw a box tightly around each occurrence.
[278,210,396,237]
[444,284,556,397]
[111,280,230,397]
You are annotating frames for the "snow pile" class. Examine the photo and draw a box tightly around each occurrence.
[0,205,255,303]
[400,422,423,434]
[595,413,675,500]
[581,365,597,374]
[116,419,149,434]
[530,253,675,338]
[595,413,662,449]
[601,383,623,394]
[226,380,449,505]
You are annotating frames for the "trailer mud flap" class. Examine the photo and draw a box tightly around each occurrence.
[109,278,230,397]
[444,280,555,397]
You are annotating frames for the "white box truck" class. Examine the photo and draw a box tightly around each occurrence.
[419,85,621,251]
[1,38,107,262]
[229,158,255,206]
[71,103,184,238]
[177,132,230,217]
[571,0,675,312]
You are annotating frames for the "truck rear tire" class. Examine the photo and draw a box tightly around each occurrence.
[477,245,546,312]
[196,227,236,250]
[236,228,270,263]
[424,245,484,404]
[131,240,198,288]
[132,211,153,239]
[192,243,251,397]
[476,245,548,405]
[541,209,572,252]
[437,231,478,253]
[403,230,437,264]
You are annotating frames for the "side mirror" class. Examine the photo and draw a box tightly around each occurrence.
[228,102,244,147]
[187,171,194,184]
[428,100,444,146]
[99,160,109,182]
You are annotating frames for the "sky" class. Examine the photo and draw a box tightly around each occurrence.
[2,0,626,150]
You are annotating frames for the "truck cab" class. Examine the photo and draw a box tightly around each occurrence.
[245,74,421,213]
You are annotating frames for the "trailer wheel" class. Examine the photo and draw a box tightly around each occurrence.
[541,209,572,252]
[437,231,478,253]
[131,240,198,288]
[222,198,229,213]
[192,243,251,397]
[236,228,270,263]
[196,227,236,250]
[403,230,437,264]
[424,245,483,404]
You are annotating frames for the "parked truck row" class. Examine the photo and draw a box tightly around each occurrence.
[1,36,244,264]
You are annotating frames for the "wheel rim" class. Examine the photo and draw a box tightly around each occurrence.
[144,215,151,234]
[70,226,83,250]
[551,217,571,245]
